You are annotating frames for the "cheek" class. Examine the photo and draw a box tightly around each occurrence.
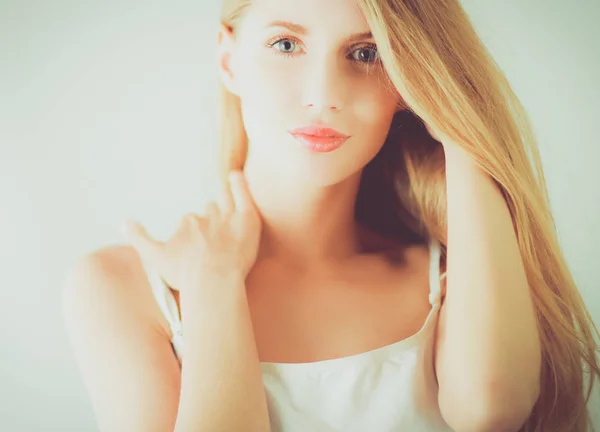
[236,55,298,116]
[352,83,399,141]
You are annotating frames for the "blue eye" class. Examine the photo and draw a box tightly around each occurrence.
[277,39,296,53]
[267,37,300,56]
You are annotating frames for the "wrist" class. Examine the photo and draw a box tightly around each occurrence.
[198,263,245,281]
[443,143,473,165]
[180,268,246,307]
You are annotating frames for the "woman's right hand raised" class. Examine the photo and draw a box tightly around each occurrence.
[122,170,262,293]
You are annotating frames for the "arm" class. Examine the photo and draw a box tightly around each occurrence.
[435,147,542,432]
[175,268,271,432]
[63,247,271,432]
[62,247,182,432]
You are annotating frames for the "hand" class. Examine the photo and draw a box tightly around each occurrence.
[122,170,262,292]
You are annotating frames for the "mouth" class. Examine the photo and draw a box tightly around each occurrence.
[289,133,349,153]
[288,126,350,153]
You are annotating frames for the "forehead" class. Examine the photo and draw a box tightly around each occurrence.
[245,0,369,33]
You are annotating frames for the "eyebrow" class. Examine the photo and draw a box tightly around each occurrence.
[265,20,373,43]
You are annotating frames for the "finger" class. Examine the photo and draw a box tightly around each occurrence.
[228,170,255,213]
[205,201,220,220]
[204,201,223,235]
[121,220,163,265]
[204,202,220,235]
[183,213,209,232]
[217,179,235,214]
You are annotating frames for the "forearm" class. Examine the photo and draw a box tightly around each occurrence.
[174,270,270,432]
[440,148,541,426]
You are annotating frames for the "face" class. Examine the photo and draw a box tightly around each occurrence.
[219,0,402,187]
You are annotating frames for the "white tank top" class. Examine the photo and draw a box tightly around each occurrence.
[144,238,453,431]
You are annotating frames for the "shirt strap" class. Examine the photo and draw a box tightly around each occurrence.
[428,238,444,306]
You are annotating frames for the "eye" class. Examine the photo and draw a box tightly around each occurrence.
[267,37,302,56]
[351,45,379,63]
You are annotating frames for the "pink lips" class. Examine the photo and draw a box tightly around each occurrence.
[289,126,350,153]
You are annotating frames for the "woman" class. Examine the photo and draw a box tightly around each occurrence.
[63,0,600,431]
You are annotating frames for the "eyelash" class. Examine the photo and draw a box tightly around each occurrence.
[265,35,380,65]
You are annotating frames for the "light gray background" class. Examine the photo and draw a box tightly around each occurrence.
[1,0,599,430]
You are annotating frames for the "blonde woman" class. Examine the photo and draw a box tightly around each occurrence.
[62,0,600,431]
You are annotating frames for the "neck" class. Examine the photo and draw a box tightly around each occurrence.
[243,162,364,267]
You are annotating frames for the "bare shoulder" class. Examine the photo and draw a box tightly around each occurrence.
[61,244,182,431]
[62,243,171,342]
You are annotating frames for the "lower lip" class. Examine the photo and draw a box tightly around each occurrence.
[290,133,349,153]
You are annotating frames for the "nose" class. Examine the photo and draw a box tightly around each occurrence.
[302,56,346,112]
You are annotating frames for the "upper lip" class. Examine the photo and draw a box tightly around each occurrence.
[289,125,350,138]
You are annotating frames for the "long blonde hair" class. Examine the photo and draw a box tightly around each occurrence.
[218,0,600,430]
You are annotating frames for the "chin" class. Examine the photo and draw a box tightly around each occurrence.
[246,133,371,187]
[285,160,363,190]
